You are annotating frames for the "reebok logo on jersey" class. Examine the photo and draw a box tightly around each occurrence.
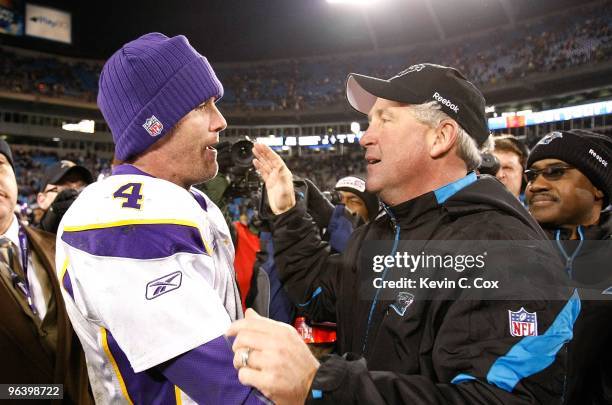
[588,148,608,167]
[432,92,459,113]
[508,308,538,337]
[143,115,164,137]
[146,271,182,300]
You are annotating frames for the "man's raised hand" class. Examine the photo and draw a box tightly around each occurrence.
[253,143,296,215]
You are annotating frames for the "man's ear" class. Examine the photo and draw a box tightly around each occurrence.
[594,187,605,201]
[36,192,45,206]
[429,119,459,159]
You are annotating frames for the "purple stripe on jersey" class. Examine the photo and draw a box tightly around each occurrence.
[158,336,268,404]
[112,164,155,177]
[105,329,177,405]
[190,191,208,212]
[62,270,74,300]
[62,224,208,259]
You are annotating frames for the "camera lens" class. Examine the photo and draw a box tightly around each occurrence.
[231,140,255,168]
[478,152,500,176]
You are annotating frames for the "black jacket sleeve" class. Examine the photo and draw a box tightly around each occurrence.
[271,204,340,323]
[307,294,576,404]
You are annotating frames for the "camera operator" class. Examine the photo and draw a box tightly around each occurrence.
[35,160,93,234]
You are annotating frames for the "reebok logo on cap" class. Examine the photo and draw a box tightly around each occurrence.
[589,148,608,167]
[432,92,459,113]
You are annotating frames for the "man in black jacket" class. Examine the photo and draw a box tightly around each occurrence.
[525,129,612,404]
[228,64,577,404]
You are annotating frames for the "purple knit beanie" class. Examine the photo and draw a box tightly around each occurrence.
[97,33,224,161]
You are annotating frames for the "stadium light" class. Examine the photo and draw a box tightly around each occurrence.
[256,136,283,147]
[326,0,381,5]
[62,119,95,134]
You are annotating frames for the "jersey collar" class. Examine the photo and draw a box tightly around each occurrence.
[112,164,154,177]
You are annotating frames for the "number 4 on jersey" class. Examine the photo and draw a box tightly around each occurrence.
[113,183,143,209]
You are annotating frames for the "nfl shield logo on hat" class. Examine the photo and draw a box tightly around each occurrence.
[142,115,164,137]
[508,308,538,337]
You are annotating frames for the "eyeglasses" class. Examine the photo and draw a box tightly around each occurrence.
[524,165,575,183]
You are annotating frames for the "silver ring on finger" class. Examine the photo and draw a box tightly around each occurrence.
[240,347,251,368]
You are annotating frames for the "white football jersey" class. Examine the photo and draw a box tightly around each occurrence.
[56,169,242,404]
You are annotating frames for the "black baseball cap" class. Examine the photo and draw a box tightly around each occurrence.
[40,160,94,192]
[346,63,490,146]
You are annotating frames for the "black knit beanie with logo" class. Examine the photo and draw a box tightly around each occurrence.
[527,129,612,204]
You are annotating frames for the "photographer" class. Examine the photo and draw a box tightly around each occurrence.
[36,160,93,234]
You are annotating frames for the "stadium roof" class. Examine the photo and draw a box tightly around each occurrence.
[0,0,594,62]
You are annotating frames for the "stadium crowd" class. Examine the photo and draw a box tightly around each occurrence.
[0,1,610,112]
[10,146,111,206]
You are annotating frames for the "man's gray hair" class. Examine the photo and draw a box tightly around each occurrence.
[408,101,483,171]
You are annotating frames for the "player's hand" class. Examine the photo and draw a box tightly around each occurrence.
[227,309,319,405]
[252,143,296,215]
